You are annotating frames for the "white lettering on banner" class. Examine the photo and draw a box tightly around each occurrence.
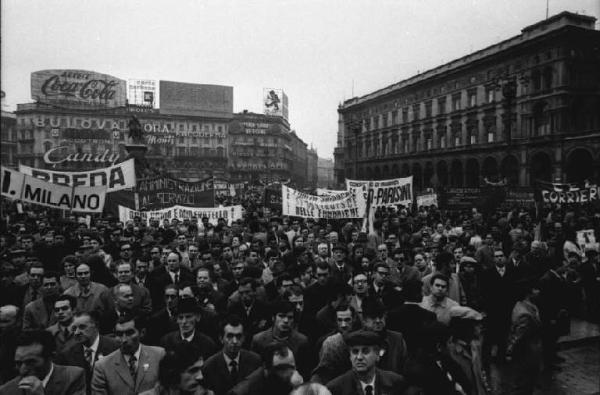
[316,188,346,197]
[282,185,365,219]
[118,205,243,226]
[346,177,413,208]
[1,166,106,213]
[417,193,438,207]
[541,185,599,204]
[19,159,136,192]
[43,146,120,166]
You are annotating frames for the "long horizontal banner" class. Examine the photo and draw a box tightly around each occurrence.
[118,204,243,226]
[346,176,413,208]
[282,185,365,219]
[538,181,599,205]
[19,159,136,192]
[1,166,106,213]
[136,176,214,209]
[316,188,346,197]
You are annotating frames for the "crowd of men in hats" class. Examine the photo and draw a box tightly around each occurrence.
[0,193,599,395]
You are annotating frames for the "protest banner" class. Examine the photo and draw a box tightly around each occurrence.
[1,166,106,213]
[346,176,413,208]
[416,193,438,208]
[316,188,346,197]
[282,185,365,219]
[136,176,214,209]
[538,181,600,205]
[441,188,482,210]
[19,159,136,192]
[264,185,282,210]
[576,229,598,253]
[118,204,243,226]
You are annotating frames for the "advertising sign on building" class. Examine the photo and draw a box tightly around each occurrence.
[128,79,158,107]
[19,159,136,192]
[43,146,120,167]
[31,70,127,109]
[159,81,233,118]
[1,167,106,213]
[263,88,287,118]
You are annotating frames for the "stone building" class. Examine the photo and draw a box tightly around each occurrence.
[335,12,600,192]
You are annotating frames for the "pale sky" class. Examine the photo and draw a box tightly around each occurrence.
[2,0,599,159]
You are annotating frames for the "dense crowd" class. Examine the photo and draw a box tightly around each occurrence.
[0,193,599,395]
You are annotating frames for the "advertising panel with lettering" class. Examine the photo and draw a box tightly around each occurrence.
[136,176,215,209]
[31,70,127,109]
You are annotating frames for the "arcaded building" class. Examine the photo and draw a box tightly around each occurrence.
[334,12,600,192]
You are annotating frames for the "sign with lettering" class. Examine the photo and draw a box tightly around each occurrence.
[136,176,214,209]
[31,70,126,109]
[538,181,600,205]
[1,167,106,213]
[19,159,136,192]
[119,204,242,226]
[316,188,347,197]
[346,177,413,208]
[442,188,481,209]
[282,185,365,219]
[43,146,120,167]
[417,193,438,207]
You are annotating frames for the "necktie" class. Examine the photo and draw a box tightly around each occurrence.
[84,347,93,367]
[128,355,137,380]
[229,360,239,383]
[174,273,179,284]
[365,385,374,395]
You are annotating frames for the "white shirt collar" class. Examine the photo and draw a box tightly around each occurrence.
[359,375,376,393]
[89,334,100,352]
[223,352,240,371]
[125,345,141,362]
[181,330,195,342]
[42,363,55,388]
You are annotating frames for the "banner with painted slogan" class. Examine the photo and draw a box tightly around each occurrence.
[1,166,106,213]
[118,204,243,226]
[264,186,282,210]
[536,181,600,205]
[416,193,438,208]
[282,185,365,219]
[346,176,413,208]
[136,176,214,209]
[576,229,598,253]
[19,159,136,192]
[316,188,347,197]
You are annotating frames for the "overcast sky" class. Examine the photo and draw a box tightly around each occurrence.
[2,0,599,158]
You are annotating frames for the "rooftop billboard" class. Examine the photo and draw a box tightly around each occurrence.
[159,81,233,118]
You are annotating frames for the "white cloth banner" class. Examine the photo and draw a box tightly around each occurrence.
[346,176,413,208]
[576,229,598,252]
[1,166,106,213]
[118,204,243,226]
[19,159,136,192]
[282,185,365,219]
[416,193,438,207]
[316,188,347,197]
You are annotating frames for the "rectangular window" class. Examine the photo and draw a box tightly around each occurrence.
[403,139,409,153]
[487,89,494,103]
[425,101,432,118]
[470,134,477,144]
[488,132,494,143]
[454,135,461,146]
[392,110,398,125]
[402,108,408,123]
[426,137,432,150]
[412,104,420,121]
[440,135,446,148]
[468,91,477,107]
[438,97,446,115]
[178,137,185,144]
[452,94,461,111]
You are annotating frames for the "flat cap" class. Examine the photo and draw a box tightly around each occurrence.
[344,330,382,348]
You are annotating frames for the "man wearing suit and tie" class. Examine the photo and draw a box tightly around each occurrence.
[55,311,119,393]
[0,329,86,395]
[148,252,194,309]
[22,271,61,330]
[203,315,262,395]
[326,330,408,395]
[91,315,165,395]
[160,298,219,360]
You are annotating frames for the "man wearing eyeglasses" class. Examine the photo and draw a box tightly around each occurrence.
[389,248,421,292]
[203,316,262,394]
[369,263,393,303]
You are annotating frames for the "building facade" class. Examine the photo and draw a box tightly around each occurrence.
[228,111,293,184]
[318,157,335,188]
[307,147,319,188]
[1,111,17,168]
[335,12,600,192]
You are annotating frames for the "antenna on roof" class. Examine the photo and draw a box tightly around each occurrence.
[546,0,549,19]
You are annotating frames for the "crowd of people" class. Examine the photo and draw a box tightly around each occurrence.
[0,193,599,395]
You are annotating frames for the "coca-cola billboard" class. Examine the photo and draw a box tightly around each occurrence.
[31,70,127,109]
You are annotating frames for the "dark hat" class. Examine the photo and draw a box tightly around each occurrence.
[176,298,199,315]
[331,243,347,253]
[344,330,382,348]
